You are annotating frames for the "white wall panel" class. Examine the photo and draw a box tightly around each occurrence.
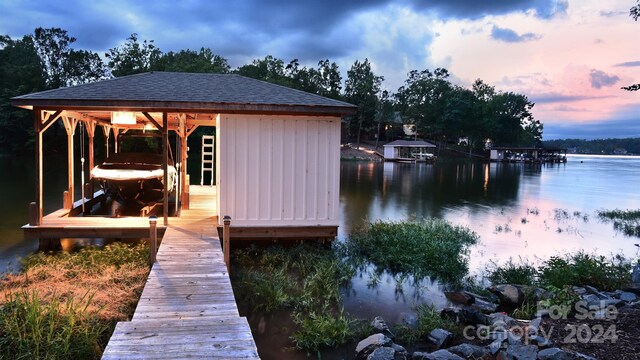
[217,114,341,226]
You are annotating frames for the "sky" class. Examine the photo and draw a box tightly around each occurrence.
[1,0,638,140]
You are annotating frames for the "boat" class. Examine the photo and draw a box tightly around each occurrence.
[91,152,177,205]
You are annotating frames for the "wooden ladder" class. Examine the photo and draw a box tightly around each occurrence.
[201,135,215,186]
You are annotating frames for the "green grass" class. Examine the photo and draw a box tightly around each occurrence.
[231,244,358,353]
[341,219,478,284]
[0,290,109,360]
[597,209,640,237]
[538,251,631,291]
[0,243,149,359]
[486,257,537,286]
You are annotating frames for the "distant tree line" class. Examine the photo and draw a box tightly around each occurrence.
[1,28,542,154]
[543,138,640,155]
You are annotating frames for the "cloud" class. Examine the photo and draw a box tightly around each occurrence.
[530,93,613,104]
[589,69,620,89]
[407,0,568,19]
[614,61,640,67]
[543,103,640,140]
[599,10,626,18]
[490,26,542,43]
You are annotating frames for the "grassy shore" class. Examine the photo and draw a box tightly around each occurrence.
[0,243,149,359]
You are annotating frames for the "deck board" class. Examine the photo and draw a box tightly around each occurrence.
[101,186,259,360]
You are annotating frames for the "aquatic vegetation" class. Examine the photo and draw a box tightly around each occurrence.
[597,209,640,237]
[393,303,458,344]
[486,257,537,286]
[527,207,539,216]
[231,244,359,353]
[342,219,478,284]
[0,243,149,359]
[538,251,631,291]
[553,208,570,221]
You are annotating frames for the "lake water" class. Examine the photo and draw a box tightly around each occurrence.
[337,155,640,327]
[1,154,639,358]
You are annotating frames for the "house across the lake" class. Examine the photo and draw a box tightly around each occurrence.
[383,140,437,163]
[12,71,357,241]
[489,147,567,163]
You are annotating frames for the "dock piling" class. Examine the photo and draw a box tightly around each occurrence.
[223,215,231,273]
[149,215,158,266]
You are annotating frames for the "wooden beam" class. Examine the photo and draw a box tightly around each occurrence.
[41,110,63,133]
[102,124,111,157]
[86,120,96,197]
[162,112,169,225]
[143,112,163,130]
[62,116,78,209]
[186,124,199,137]
[216,226,338,240]
[178,114,188,210]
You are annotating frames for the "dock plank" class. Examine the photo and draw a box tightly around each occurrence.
[102,186,259,359]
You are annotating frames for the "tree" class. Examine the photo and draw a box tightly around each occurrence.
[623,0,640,91]
[236,55,288,85]
[344,59,384,148]
[151,48,230,73]
[316,59,342,99]
[106,33,162,77]
[0,35,46,152]
[394,68,452,139]
[33,27,106,87]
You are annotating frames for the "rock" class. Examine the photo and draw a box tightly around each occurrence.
[618,291,637,302]
[447,343,489,359]
[489,284,525,306]
[371,316,395,338]
[472,298,499,314]
[581,293,601,306]
[572,286,587,296]
[367,346,396,360]
[584,285,609,299]
[488,338,505,355]
[506,344,538,360]
[428,328,453,349]
[391,343,409,360]
[535,309,551,318]
[440,308,459,323]
[574,352,598,360]
[529,335,553,348]
[356,334,393,359]
[488,312,519,328]
[445,291,475,305]
[632,264,640,284]
[533,287,554,301]
[398,312,418,329]
[412,349,464,360]
[459,306,490,325]
[538,347,574,360]
[527,317,542,335]
[623,283,640,295]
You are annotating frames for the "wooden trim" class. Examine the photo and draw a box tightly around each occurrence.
[142,112,163,130]
[34,108,43,225]
[23,226,167,239]
[11,99,358,117]
[215,226,338,240]
[41,110,62,133]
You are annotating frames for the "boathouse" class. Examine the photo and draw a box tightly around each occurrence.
[489,147,567,163]
[383,139,436,162]
[12,72,357,240]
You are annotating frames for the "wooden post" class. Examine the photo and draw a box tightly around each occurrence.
[28,202,38,226]
[149,215,158,266]
[62,116,78,210]
[34,109,43,225]
[63,191,72,210]
[223,216,231,274]
[162,112,169,225]
[87,120,96,197]
[183,174,190,210]
[102,125,111,158]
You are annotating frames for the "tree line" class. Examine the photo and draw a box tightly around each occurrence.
[543,138,640,155]
[1,27,542,154]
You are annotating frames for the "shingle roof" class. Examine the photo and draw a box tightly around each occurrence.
[12,72,357,116]
[383,140,436,147]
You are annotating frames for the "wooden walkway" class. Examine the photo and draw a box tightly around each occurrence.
[102,186,259,359]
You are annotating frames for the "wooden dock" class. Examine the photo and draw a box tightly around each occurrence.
[101,186,259,359]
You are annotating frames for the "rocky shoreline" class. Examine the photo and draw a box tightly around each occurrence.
[353,282,640,360]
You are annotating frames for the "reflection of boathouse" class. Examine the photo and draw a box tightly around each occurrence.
[383,140,437,163]
[489,147,567,163]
